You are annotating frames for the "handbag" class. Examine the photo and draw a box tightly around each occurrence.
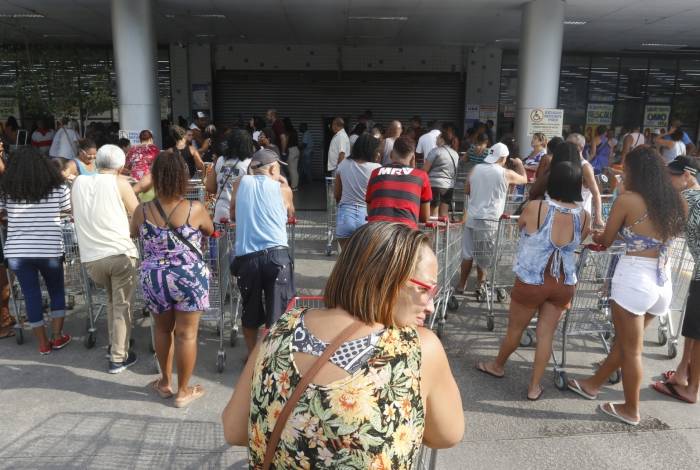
[152,199,204,261]
[262,319,364,470]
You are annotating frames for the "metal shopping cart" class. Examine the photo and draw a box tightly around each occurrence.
[552,244,625,390]
[325,176,336,255]
[483,215,521,333]
[285,296,438,470]
[656,237,694,359]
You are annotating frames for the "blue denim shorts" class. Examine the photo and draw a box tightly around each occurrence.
[336,203,368,239]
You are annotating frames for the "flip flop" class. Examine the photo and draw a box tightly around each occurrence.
[475,361,504,379]
[174,384,205,408]
[661,370,676,381]
[567,379,597,400]
[650,381,695,404]
[599,402,640,426]
[148,379,174,399]
[527,386,544,401]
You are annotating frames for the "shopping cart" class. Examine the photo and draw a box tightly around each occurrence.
[325,176,336,255]
[285,296,438,470]
[552,244,625,390]
[483,215,521,333]
[185,178,207,203]
[656,237,694,359]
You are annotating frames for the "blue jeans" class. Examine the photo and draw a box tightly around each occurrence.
[6,257,66,328]
[336,203,368,239]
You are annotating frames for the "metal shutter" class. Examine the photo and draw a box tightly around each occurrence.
[214,71,464,178]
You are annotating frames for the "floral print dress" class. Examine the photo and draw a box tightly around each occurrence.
[248,308,425,470]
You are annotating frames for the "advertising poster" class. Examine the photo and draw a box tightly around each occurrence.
[643,105,671,130]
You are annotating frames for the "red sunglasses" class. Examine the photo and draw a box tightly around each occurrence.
[409,278,439,299]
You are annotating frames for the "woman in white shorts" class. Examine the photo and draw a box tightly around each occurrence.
[566,146,686,425]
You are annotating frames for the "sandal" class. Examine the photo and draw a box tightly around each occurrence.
[174,384,205,408]
[527,385,544,401]
[148,379,174,399]
[0,326,16,339]
[599,402,640,426]
[650,381,695,404]
[475,361,505,378]
[567,379,597,400]
[661,370,676,381]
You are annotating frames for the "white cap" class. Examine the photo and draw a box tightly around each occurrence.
[189,122,199,130]
[484,142,509,164]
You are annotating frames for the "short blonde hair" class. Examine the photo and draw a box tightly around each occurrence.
[324,222,431,327]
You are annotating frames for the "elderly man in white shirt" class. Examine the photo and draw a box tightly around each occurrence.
[415,121,442,166]
[327,117,350,174]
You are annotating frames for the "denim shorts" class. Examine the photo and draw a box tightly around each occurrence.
[336,203,368,239]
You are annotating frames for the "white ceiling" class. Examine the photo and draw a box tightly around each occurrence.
[1,0,700,53]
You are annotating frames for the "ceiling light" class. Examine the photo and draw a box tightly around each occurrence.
[348,16,408,21]
[193,14,226,19]
[642,42,687,47]
[564,20,587,25]
[0,13,45,18]
[42,33,79,38]
[495,38,519,43]
[164,13,175,19]
[196,34,215,38]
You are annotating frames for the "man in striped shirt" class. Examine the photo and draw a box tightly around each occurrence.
[365,135,432,229]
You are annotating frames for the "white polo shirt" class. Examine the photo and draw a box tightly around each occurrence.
[416,129,441,156]
[327,129,350,172]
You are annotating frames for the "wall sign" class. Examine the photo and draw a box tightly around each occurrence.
[586,103,614,126]
[643,105,670,130]
[526,108,564,138]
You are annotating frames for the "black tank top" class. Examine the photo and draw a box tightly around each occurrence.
[174,145,196,177]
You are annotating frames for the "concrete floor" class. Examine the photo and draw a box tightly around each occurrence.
[1,212,699,469]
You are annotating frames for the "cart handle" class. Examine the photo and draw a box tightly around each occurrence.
[583,243,607,252]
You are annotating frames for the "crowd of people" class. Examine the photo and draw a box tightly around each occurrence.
[1,107,700,467]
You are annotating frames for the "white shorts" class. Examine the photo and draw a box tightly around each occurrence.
[611,255,672,316]
[462,219,498,269]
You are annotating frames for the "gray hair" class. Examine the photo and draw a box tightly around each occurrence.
[96,144,126,170]
[566,133,586,152]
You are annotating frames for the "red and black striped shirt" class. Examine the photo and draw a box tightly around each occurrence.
[365,163,432,229]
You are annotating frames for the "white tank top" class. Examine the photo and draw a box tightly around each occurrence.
[72,174,138,262]
[580,159,593,214]
[467,163,508,223]
[627,132,644,150]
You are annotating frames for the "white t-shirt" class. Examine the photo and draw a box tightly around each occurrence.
[467,163,508,223]
[48,127,79,160]
[213,157,251,223]
[328,129,351,171]
[0,185,71,258]
[416,129,441,156]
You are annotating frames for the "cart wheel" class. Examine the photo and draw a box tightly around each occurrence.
[325,246,332,256]
[142,308,150,318]
[668,342,678,359]
[609,369,622,384]
[554,370,568,390]
[657,329,668,346]
[216,351,226,373]
[447,295,459,311]
[230,328,238,347]
[15,327,24,345]
[437,321,445,339]
[84,332,96,349]
[496,288,507,303]
[603,331,612,340]
[67,295,75,310]
[520,329,535,347]
[486,316,495,331]
[475,291,483,302]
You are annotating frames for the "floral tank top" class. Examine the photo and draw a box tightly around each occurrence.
[248,308,425,470]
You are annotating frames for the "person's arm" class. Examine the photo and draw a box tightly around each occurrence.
[334,172,342,203]
[509,157,527,179]
[583,164,604,227]
[592,193,629,247]
[192,201,215,236]
[222,343,261,445]
[620,134,633,162]
[581,210,592,242]
[133,173,153,195]
[505,168,527,186]
[417,328,464,448]
[528,171,548,200]
[419,202,431,223]
[228,179,241,222]
[204,158,219,194]
[129,203,144,238]
[280,133,288,156]
[337,151,346,166]
[654,135,675,149]
[281,181,295,218]
[191,146,205,173]
[62,160,78,181]
[116,176,139,216]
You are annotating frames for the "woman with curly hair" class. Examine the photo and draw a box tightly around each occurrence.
[567,145,686,425]
[0,148,72,353]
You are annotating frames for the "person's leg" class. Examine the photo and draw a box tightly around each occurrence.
[458,227,475,292]
[529,301,566,398]
[106,256,137,363]
[264,249,295,330]
[7,258,49,350]
[152,309,175,394]
[86,258,115,351]
[667,339,693,386]
[288,148,299,189]
[234,256,264,355]
[173,310,203,400]
[37,257,67,342]
[0,266,14,337]
[439,202,450,219]
[480,299,537,376]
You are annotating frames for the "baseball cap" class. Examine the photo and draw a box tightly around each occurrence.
[249,148,287,169]
[483,142,510,164]
[668,156,699,176]
[195,111,208,119]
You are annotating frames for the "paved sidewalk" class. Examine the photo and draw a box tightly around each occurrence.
[1,214,699,469]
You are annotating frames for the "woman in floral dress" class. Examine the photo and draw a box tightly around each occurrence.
[222,222,464,469]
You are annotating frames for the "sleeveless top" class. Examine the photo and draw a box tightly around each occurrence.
[71,174,138,263]
[139,200,206,270]
[467,163,508,223]
[213,157,251,223]
[514,201,584,286]
[76,159,97,176]
[618,213,668,286]
[248,307,425,470]
[234,175,288,256]
[174,145,197,178]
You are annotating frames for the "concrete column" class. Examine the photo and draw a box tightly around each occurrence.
[111,0,161,147]
[515,0,565,154]
[169,43,191,124]
[188,43,214,120]
[464,46,502,135]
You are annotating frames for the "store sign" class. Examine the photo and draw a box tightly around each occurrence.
[192,83,210,110]
[526,108,564,138]
[643,105,671,129]
[118,130,141,145]
[586,103,614,126]
[479,104,498,128]
[465,104,480,120]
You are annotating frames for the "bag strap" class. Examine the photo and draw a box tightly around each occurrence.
[262,320,364,470]
[152,199,204,261]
